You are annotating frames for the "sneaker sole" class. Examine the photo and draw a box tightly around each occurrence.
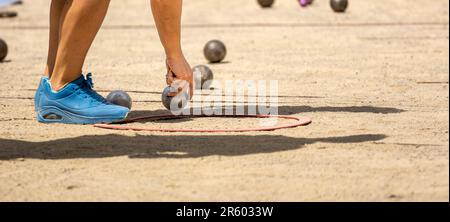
[36,106,128,125]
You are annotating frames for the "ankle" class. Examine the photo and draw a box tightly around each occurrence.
[49,78,69,92]
[49,72,83,91]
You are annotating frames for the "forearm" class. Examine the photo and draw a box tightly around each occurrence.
[151,0,183,59]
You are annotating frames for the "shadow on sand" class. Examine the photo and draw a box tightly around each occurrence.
[0,134,387,160]
[0,104,399,160]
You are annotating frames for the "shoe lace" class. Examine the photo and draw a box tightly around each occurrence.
[77,73,108,105]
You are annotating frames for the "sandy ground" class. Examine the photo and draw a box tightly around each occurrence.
[0,0,448,201]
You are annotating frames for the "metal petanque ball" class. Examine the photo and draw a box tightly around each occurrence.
[203,40,227,63]
[0,38,8,62]
[161,86,189,112]
[192,65,214,90]
[106,90,132,109]
[257,0,274,8]
[330,0,348,13]
[0,11,17,18]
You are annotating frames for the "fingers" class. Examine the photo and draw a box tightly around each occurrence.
[165,59,174,85]
[167,80,189,97]
[166,80,193,98]
[165,57,194,98]
[166,71,174,85]
[179,73,194,99]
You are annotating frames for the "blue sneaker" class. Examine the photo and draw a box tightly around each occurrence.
[34,73,129,124]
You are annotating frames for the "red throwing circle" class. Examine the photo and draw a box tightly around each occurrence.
[94,114,312,133]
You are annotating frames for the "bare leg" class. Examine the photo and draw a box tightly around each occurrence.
[50,0,110,91]
[44,0,65,77]
[151,0,194,98]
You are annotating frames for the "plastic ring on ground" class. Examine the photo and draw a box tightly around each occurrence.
[94,114,312,133]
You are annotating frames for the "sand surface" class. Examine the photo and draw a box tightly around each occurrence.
[0,0,448,201]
